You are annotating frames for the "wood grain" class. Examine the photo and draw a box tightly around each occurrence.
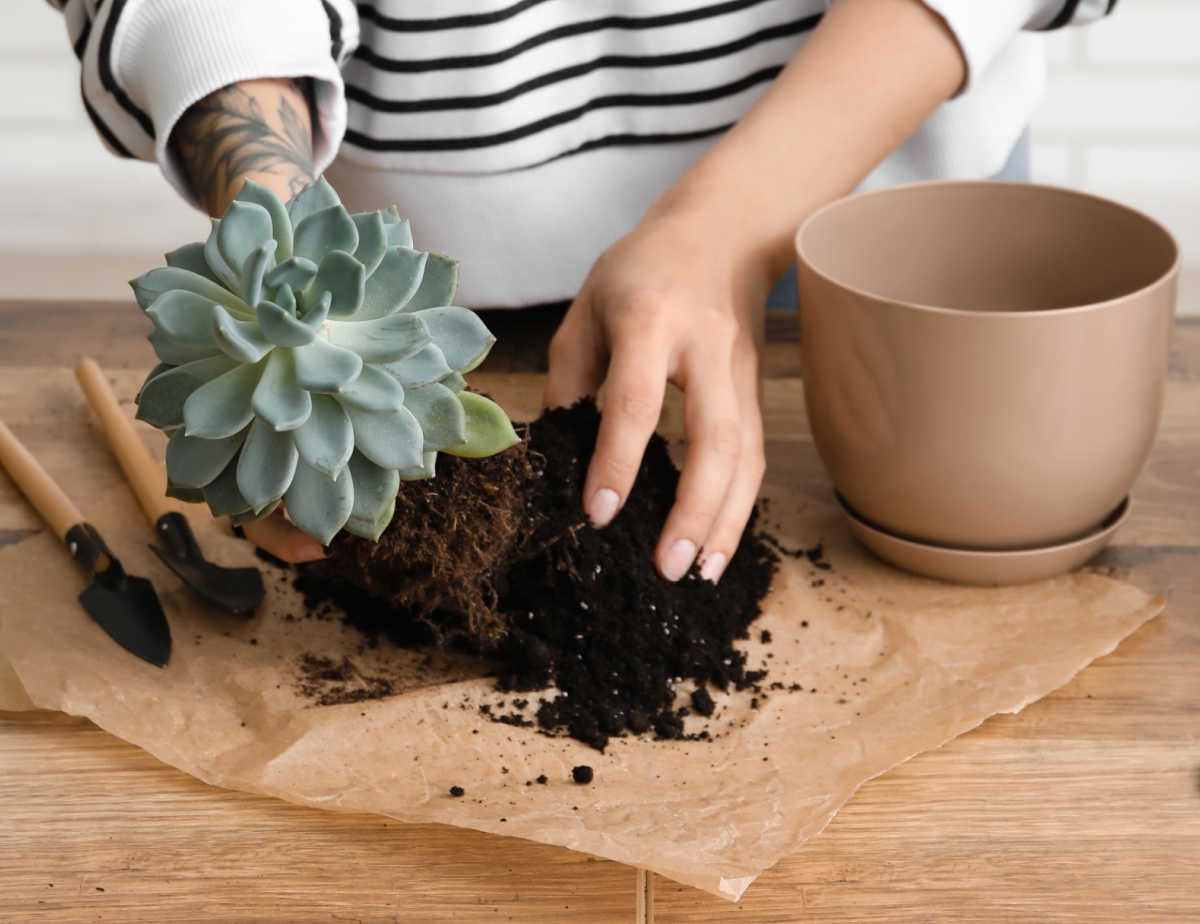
[1,301,1198,923]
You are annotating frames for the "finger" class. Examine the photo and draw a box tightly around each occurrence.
[655,348,744,581]
[696,374,765,584]
[544,293,605,410]
[582,333,670,529]
[242,508,327,563]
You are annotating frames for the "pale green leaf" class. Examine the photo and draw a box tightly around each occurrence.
[412,306,495,372]
[212,304,275,363]
[286,177,340,227]
[284,458,354,546]
[202,454,253,516]
[344,451,399,540]
[264,256,318,294]
[135,354,238,429]
[240,240,277,308]
[352,211,388,276]
[182,362,263,438]
[325,312,429,363]
[306,249,364,319]
[401,253,458,312]
[147,329,222,365]
[335,363,405,413]
[234,179,293,260]
[443,392,519,458]
[402,383,466,451]
[293,394,354,478]
[165,427,246,488]
[293,204,358,264]
[164,242,222,285]
[251,349,312,431]
[292,336,363,392]
[147,290,220,345]
[354,247,427,320]
[218,201,274,276]
[380,343,451,387]
[236,417,299,509]
[344,403,424,471]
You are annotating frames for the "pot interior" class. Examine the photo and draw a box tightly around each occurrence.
[797,182,1178,312]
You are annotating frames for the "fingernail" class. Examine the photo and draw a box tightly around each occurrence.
[699,552,727,584]
[588,488,621,528]
[661,538,697,582]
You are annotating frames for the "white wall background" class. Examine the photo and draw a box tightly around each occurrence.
[1,1,1197,312]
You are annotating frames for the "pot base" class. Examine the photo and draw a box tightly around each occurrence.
[835,493,1132,586]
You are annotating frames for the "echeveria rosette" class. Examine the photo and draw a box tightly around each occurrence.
[132,177,518,544]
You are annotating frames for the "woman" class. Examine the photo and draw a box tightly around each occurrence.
[51,0,1114,580]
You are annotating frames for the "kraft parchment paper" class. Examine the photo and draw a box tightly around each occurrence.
[0,371,1161,901]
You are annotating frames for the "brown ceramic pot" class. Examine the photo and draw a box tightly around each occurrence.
[795,181,1178,550]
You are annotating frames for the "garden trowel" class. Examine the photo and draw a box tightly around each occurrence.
[74,359,264,617]
[0,419,171,668]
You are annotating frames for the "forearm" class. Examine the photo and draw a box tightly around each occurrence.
[651,0,966,282]
[171,78,316,217]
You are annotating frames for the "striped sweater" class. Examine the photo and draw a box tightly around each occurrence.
[49,0,1115,307]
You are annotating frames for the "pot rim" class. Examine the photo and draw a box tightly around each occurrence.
[793,180,1181,319]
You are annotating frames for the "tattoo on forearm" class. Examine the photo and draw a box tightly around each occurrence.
[173,80,315,215]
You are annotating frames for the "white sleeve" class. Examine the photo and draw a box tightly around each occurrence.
[49,0,359,203]
[915,0,1116,94]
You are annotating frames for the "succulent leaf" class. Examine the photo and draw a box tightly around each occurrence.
[335,363,405,413]
[402,383,466,451]
[345,403,424,471]
[229,498,280,527]
[307,250,365,319]
[275,284,298,316]
[147,329,222,365]
[135,266,249,316]
[240,240,277,308]
[165,482,206,504]
[164,242,222,285]
[264,256,318,294]
[381,207,414,248]
[402,253,458,312]
[135,354,238,429]
[412,306,495,373]
[344,451,399,541]
[355,247,428,321]
[256,299,318,348]
[251,349,312,431]
[286,176,340,226]
[398,451,438,481]
[440,371,468,393]
[202,455,254,516]
[284,458,354,546]
[293,336,363,392]
[234,180,293,260]
[165,427,247,488]
[444,392,519,458]
[218,201,275,277]
[182,362,262,438]
[381,343,452,387]
[212,304,275,363]
[237,417,299,509]
[293,394,354,478]
[147,290,221,345]
[293,205,358,264]
[326,312,429,363]
[204,219,241,290]
[352,211,388,276]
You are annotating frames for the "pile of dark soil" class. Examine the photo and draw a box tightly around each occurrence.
[295,399,778,751]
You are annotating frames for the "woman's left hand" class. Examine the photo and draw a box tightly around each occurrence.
[544,204,769,585]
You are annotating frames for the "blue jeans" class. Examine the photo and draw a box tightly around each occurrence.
[764,130,1033,309]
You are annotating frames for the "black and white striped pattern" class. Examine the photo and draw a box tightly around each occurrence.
[50,0,1118,173]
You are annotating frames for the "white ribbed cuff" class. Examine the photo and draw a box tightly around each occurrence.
[113,0,348,206]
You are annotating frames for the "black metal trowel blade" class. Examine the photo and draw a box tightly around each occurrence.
[67,523,171,668]
[150,512,264,617]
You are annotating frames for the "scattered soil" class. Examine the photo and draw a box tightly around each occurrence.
[572,765,594,784]
[293,399,779,751]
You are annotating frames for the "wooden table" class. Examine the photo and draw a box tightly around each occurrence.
[1,301,1198,923]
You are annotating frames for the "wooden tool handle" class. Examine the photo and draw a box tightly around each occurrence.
[0,419,84,541]
[74,358,181,526]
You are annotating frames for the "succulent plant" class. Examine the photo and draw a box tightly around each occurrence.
[132,177,518,544]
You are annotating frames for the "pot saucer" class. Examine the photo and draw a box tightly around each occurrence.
[834,493,1133,586]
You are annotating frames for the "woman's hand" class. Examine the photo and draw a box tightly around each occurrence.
[544,204,770,584]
